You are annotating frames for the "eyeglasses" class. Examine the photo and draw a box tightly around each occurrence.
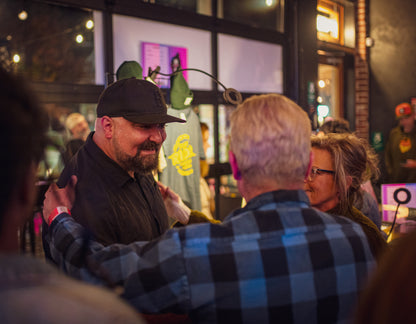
[307,167,335,182]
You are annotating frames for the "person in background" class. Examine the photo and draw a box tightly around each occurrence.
[65,112,90,142]
[0,67,144,324]
[43,93,375,323]
[62,112,90,164]
[199,122,215,219]
[42,78,187,253]
[305,133,388,260]
[318,117,382,230]
[385,102,416,183]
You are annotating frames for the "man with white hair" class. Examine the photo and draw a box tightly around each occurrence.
[62,112,90,163]
[43,94,375,323]
[65,112,90,141]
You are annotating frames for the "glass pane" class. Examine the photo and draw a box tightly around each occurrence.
[219,0,285,32]
[0,0,96,84]
[141,0,212,16]
[219,104,237,163]
[344,1,355,48]
[317,0,344,45]
[218,34,283,93]
[194,103,241,220]
[317,63,341,125]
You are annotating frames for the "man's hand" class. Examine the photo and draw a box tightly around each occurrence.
[157,181,190,224]
[42,175,77,223]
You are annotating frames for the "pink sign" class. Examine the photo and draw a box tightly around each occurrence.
[141,42,188,88]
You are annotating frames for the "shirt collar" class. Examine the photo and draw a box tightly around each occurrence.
[85,132,135,187]
[226,189,311,220]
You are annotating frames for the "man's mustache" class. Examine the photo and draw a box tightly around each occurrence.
[138,140,160,151]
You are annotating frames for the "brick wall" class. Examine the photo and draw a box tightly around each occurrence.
[354,0,369,139]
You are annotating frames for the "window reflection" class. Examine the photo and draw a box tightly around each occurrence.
[0,0,95,83]
[219,0,285,32]
[141,0,212,16]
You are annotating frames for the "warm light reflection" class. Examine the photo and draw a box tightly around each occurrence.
[318,80,326,88]
[75,34,84,43]
[86,20,94,29]
[316,14,339,38]
[265,0,273,7]
[317,105,330,118]
[317,96,323,103]
[18,10,28,21]
[13,54,20,63]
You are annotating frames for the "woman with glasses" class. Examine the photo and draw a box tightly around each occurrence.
[305,133,388,260]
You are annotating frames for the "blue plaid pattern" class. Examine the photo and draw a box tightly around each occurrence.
[48,190,375,323]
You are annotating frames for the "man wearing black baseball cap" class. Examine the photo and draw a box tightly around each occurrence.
[43,78,185,252]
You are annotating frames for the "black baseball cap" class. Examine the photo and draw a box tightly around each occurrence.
[96,78,185,124]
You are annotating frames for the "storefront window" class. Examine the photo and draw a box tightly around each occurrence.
[0,0,97,84]
[219,0,285,32]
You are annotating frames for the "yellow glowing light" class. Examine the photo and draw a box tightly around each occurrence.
[76,34,84,43]
[18,10,28,21]
[13,54,20,63]
[318,80,326,88]
[265,0,273,7]
[86,20,94,29]
[317,96,323,103]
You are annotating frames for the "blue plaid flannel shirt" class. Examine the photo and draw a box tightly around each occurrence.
[47,190,375,324]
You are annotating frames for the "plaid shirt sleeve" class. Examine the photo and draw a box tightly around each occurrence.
[47,213,191,313]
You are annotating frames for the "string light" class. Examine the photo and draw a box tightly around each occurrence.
[75,34,84,43]
[18,10,28,21]
[85,20,94,29]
